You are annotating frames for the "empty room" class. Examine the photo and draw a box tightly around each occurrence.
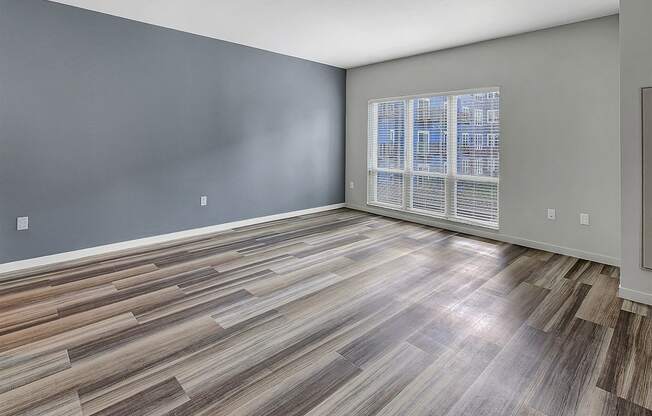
[1,0,651,415]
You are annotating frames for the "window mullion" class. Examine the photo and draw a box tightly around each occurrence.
[404,99,413,211]
[368,103,379,204]
[447,95,457,219]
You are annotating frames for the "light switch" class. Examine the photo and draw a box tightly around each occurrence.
[200,196,208,206]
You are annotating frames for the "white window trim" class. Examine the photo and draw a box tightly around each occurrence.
[367,87,500,230]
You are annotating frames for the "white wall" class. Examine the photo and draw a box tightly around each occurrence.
[346,16,620,265]
[620,0,652,305]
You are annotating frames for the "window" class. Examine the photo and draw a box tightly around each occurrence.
[487,109,499,124]
[369,101,405,207]
[489,159,498,175]
[462,133,471,147]
[416,98,430,122]
[474,109,484,126]
[417,131,429,154]
[462,159,471,174]
[475,161,483,175]
[368,89,500,228]
[461,106,471,123]
[474,133,483,150]
[488,133,499,147]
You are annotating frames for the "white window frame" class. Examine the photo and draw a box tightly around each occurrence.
[367,87,500,229]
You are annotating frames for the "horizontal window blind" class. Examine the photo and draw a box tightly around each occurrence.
[367,100,406,208]
[367,89,500,229]
[411,95,448,216]
[455,179,499,224]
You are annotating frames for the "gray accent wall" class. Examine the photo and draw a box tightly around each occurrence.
[0,0,345,263]
[620,0,652,302]
[346,16,620,264]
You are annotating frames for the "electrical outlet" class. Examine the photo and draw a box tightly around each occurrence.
[200,196,208,207]
[547,208,556,220]
[580,213,590,226]
[349,181,355,190]
[17,216,29,231]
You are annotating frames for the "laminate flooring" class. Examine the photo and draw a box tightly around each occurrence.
[0,209,650,416]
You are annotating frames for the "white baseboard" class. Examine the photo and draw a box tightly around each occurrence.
[347,203,620,266]
[0,203,345,277]
[619,286,652,306]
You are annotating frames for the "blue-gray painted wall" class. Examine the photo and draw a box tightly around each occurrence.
[0,0,346,263]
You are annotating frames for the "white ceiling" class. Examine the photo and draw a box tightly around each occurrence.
[49,0,619,68]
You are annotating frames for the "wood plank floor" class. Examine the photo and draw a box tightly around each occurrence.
[0,208,650,416]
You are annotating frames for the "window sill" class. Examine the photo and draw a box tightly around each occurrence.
[366,201,500,231]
